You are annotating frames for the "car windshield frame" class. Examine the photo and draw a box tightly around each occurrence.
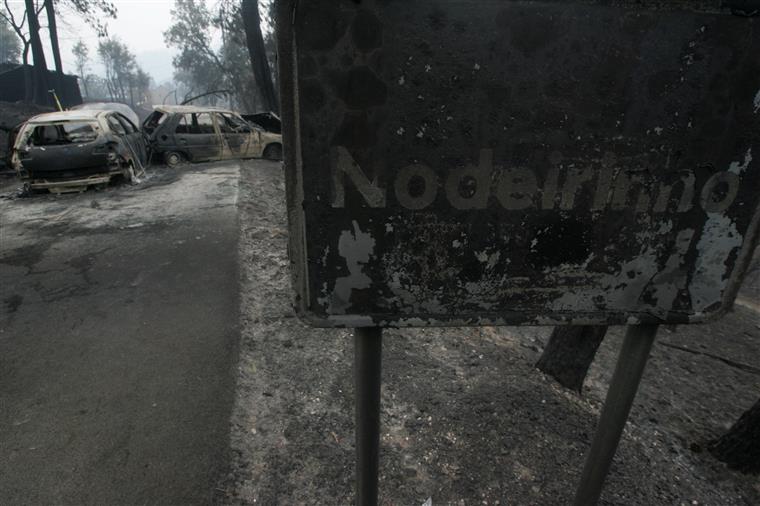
[218,112,252,133]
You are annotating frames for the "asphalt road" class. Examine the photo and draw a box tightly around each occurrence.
[0,163,241,505]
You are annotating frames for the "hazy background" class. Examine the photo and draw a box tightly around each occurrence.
[8,0,177,84]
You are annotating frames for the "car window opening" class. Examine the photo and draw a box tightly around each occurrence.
[30,122,99,146]
[219,113,250,133]
[142,111,167,134]
[107,115,127,136]
[116,114,137,134]
[176,113,216,135]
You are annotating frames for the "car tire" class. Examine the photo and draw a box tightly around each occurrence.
[164,151,185,167]
[263,143,283,161]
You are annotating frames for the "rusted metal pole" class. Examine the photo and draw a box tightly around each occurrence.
[572,324,658,506]
[354,327,382,506]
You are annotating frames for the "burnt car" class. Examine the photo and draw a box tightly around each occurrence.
[10,109,148,191]
[142,105,283,166]
[241,112,281,134]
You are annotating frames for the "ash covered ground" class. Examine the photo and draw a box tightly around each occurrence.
[222,160,760,506]
[1,159,757,505]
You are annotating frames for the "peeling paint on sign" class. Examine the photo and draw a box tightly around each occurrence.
[328,221,376,313]
[278,0,760,327]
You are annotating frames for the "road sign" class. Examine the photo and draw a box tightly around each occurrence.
[279,0,760,327]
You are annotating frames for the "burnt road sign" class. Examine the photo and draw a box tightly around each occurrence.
[278,0,760,328]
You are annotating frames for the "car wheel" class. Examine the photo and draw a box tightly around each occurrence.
[263,143,283,161]
[164,151,185,167]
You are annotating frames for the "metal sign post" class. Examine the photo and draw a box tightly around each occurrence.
[276,1,760,504]
[354,327,382,506]
[573,324,659,505]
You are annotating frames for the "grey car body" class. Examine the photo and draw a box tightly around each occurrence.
[142,105,283,166]
[11,109,148,189]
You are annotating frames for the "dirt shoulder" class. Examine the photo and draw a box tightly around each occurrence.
[223,160,760,505]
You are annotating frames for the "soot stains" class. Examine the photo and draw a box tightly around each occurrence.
[352,9,382,52]
[495,9,559,56]
[427,8,448,30]
[333,113,377,148]
[300,80,325,114]
[527,216,591,270]
[460,257,485,283]
[299,4,346,51]
[332,66,387,109]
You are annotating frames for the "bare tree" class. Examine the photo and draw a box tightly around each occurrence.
[2,0,35,101]
[24,0,50,105]
[72,40,89,97]
[0,15,21,63]
[61,0,116,36]
[1,1,30,64]
[3,0,116,103]
[241,0,277,113]
[97,37,150,107]
[43,0,63,94]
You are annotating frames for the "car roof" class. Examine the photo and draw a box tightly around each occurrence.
[25,109,111,123]
[152,105,236,115]
[72,102,135,112]
[72,102,140,121]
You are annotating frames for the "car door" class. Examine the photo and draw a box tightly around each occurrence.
[113,113,148,167]
[174,112,222,161]
[234,113,264,158]
[216,113,251,160]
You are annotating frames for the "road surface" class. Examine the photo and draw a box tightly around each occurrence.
[0,163,241,505]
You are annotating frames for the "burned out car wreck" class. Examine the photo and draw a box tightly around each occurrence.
[10,109,147,191]
[142,105,283,166]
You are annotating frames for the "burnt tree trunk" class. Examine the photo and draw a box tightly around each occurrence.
[709,398,760,474]
[44,0,64,97]
[23,43,33,102]
[24,0,50,105]
[241,0,279,113]
[81,74,90,99]
[535,325,608,393]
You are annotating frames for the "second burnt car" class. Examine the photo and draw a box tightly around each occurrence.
[142,105,283,166]
[241,112,281,134]
[10,109,148,191]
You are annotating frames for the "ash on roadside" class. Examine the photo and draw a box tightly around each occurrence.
[222,160,760,506]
